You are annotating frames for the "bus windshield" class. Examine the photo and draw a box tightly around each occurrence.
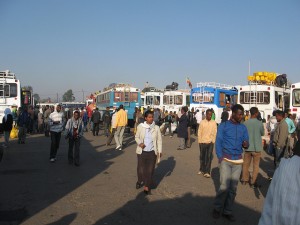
[292,89,300,107]
[0,83,18,97]
[163,95,183,105]
[192,92,214,103]
[146,96,161,105]
[114,92,139,102]
[240,91,270,104]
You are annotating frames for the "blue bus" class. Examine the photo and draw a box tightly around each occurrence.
[96,84,141,127]
[190,82,238,123]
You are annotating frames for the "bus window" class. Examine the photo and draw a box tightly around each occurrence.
[175,95,183,105]
[124,92,130,102]
[0,84,18,97]
[219,93,226,107]
[186,95,190,106]
[292,89,300,107]
[114,92,122,102]
[22,90,32,105]
[130,92,138,102]
[240,91,270,104]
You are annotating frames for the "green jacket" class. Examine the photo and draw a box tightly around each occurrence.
[244,118,265,152]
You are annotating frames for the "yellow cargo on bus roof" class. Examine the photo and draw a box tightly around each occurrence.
[247,71,277,84]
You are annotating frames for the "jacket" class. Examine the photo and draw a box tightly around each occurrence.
[2,114,13,131]
[198,119,217,144]
[216,120,249,160]
[177,113,188,138]
[135,123,162,155]
[91,111,101,123]
[115,109,128,127]
[65,118,84,139]
[273,119,289,149]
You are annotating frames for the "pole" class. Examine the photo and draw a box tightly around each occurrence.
[56,93,58,103]
[82,89,84,102]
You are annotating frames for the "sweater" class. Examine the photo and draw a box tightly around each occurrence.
[215,120,249,160]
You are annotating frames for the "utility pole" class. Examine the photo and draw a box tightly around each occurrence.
[82,89,84,103]
[57,93,58,103]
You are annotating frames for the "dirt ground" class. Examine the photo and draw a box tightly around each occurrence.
[0,130,274,225]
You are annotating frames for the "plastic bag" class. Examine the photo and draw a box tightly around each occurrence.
[10,126,18,139]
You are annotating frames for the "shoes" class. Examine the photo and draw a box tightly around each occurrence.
[204,173,211,178]
[170,136,173,138]
[116,145,121,150]
[136,181,144,189]
[74,163,80,167]
[250,183,260,189]
[143,187,151,195]
[50,158,55,163]
[222,214,236,222]
[212,209,221,219]
[177,148,186,150]
[118,148,122,151]
[186,145,191,148]
[197,171,204,175]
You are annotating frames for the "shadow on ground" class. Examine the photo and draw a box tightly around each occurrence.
[95,192,261,225]
[0,132,125,224]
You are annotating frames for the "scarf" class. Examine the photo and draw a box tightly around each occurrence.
[4,108,12,122]
[141,121,155,130]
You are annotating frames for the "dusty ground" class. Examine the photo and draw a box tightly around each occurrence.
[0,130,273,225]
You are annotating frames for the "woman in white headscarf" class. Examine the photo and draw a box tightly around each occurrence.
[2,108,13,147]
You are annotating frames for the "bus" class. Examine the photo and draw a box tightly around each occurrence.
[144,88,164,110]
[95,83,141,127]
[0,70,21,124]
[60,102,86,110]
[163,89,190,113]
[238,72,290,120]
[190,82,238,124]
[290,82,300,120]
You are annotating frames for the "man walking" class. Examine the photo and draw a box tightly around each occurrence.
[273,110,289,168]
[49,104,64,162]
[91,108,101,136]
[241,107,265,188]
[43,105,51,137]
[114,105,128,150]
[198,109,217,178]
[213,104,249,222]
[102,107,111,137]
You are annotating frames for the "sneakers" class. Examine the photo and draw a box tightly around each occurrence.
[212,209,221,219]
[203,173,211,178]
[50,158,56,163]
[116,145,121,150]
[197,171,204,175]
[222,213,236,222]
[170,136,173,138]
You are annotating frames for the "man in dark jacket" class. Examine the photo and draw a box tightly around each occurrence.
[213,104,249,222]
[91,108,101,136]
[177,106,189,150]
[17,107,29,144]
[102,107,111,137]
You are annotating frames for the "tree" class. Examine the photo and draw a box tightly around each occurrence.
[62,89,75,102]
[33,93,40,103]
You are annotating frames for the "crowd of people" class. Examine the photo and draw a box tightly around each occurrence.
[1,102,300,223]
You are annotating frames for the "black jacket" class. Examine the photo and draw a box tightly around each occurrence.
[2,114,13,131]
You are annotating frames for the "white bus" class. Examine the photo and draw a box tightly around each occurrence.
[163,89,190,113]
[144,88,164,110]
[290,82,300,120]
[238,83,290,120]
[0,70,21,124]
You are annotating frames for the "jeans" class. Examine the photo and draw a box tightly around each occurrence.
[4,131,10,146]
[186,127,191,147]
[50,131,61,159]
[274,146,285,169]
[163,123,172,136]
[199,143,214,174]
[18,126,27,143]
[214,160,242,215]
[103,122,110,136]
[114,126,125,147]
[242,152,261,184]
[68,138,80,164]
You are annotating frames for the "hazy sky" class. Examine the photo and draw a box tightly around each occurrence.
[1,0,299,101]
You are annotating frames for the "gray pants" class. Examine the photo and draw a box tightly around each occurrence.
[4,131,10,146]
[114,126,125,147]
[178,137,186,149]
[214,160,242,215]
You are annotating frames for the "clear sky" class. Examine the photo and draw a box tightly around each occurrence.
[1,0,299,101]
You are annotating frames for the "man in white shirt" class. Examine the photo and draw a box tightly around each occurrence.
[49,104,65,162]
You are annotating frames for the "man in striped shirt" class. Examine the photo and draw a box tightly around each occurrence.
[49,104,65,162]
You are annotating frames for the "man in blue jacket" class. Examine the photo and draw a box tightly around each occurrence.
[213,104,249,222]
